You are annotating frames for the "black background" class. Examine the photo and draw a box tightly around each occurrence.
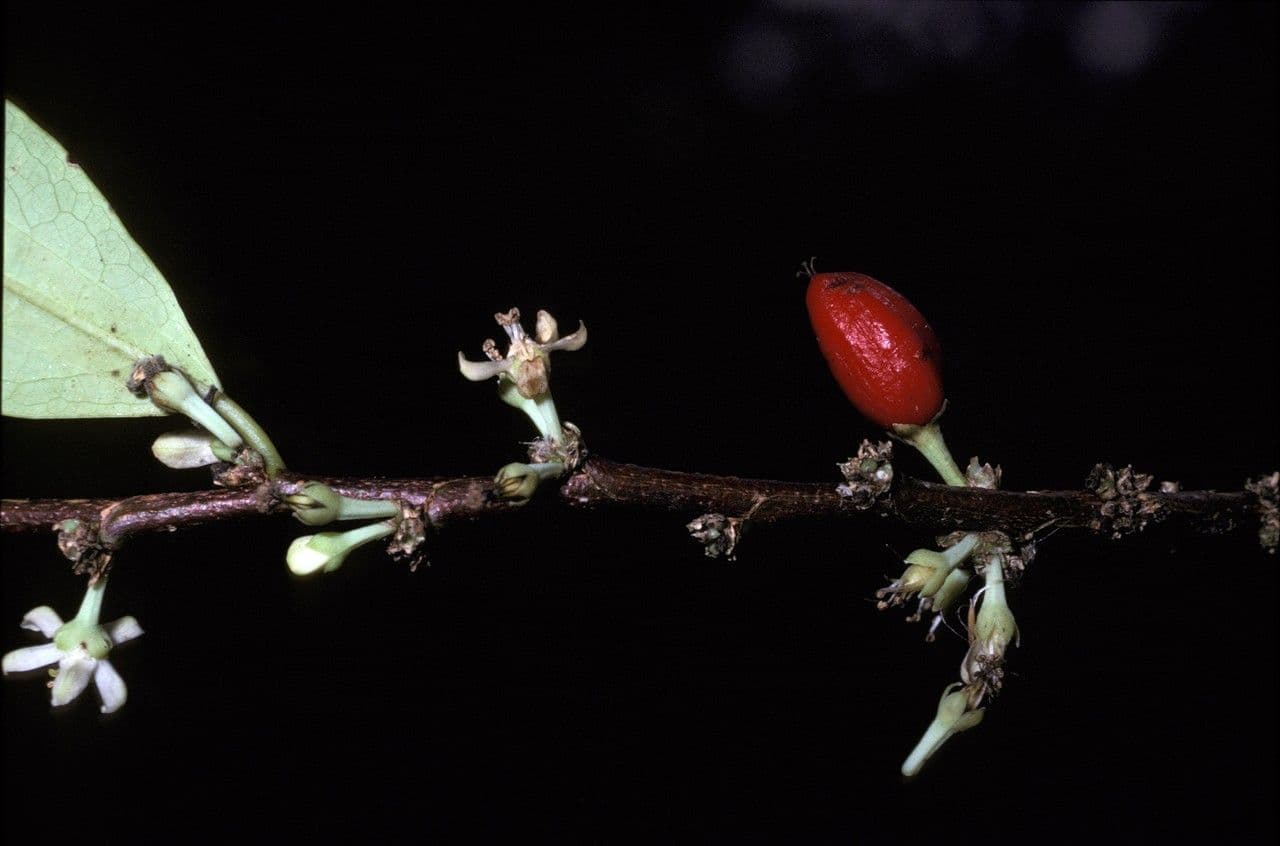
[3,3,1277,841]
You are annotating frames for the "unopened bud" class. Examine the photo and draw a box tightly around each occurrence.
[901,683,985,777]
[285,483,401,527]
[151,430,235,468]
[961,560,1019,690]
[904,549,951,596]
[494,463,541,505]
[285,482,343,526]
[493,462,565,506]
[930,567,971,614]
[286,520,396,576]
[879,533,981,611]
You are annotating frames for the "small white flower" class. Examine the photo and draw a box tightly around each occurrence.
[2,579,142,714]
[457,308,586,443]
[457,307,587,400]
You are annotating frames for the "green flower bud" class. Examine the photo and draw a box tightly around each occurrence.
[961,560,1019,691]
[931,567,972,615]
[494,463,541,505]
[286,520,396,576]
[285,482,343,526]
[924,568,972,642]
[904,549,951,596]
[151,430,235,469]
[284,483,401,527]
[492,461,564,505]
[877,532,981,613]
[901,682,985,778]
[285,483,399,524]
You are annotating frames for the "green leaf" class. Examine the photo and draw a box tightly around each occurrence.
[3,100,220,418]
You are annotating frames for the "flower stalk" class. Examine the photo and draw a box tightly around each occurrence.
[144,369,244,450]
[891,420,966,487]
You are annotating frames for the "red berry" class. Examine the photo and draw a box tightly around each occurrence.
[806,272,944,428]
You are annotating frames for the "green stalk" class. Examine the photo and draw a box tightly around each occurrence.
[212,393,286,476]
[892,421,966,487]
[74,577,108,626]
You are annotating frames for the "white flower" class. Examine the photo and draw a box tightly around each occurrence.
[457,307,587,400]
[457,308,587,443]
[2,579,142,714]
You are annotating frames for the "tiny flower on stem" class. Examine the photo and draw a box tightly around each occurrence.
[901,682,985,778]
[493,461,565,506]
[283,482,401,527]
[151,429,238,468]
[925,567,972,641]
[2,578,142,714]
[457,308,586,444]
[287,520,397,575]
[877,532,980,618]
[134,362,244,451]
[961,556,1019,703]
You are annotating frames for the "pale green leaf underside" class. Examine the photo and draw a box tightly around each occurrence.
[3,100,219,418]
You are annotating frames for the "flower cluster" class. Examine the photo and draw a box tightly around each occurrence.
[877,532,978,640]
[899,554,1019,776]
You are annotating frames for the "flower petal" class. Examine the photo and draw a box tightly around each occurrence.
[50,652,96,707]
[534,310,559,344]
[2,642,63,674]
[104,616,144,645]
[20,606,63,637]
[541,320,587,352]
[94,659,128,714]
[457,352,513,381]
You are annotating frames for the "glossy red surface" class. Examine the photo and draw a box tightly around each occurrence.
[806,272,944,427]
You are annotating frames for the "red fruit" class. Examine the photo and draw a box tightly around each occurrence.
[806,272,944,428]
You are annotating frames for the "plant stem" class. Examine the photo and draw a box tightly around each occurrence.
[211,394,286,476]
[74,577,107,625]
[894,422,966,487]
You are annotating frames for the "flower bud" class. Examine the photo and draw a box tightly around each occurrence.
[875,560,934,609]
[285,483,401,526]
[901,682,985,777]
[285,482,343,526]
[493,462,565,506]
[877,533,980,612]
[961,561,1019,690]
[286,520,396,575]
[930,567,971,615]
[924,567,973,642]
[905,549,951,596]
[151,430,235,468]
[494,463,541,505]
